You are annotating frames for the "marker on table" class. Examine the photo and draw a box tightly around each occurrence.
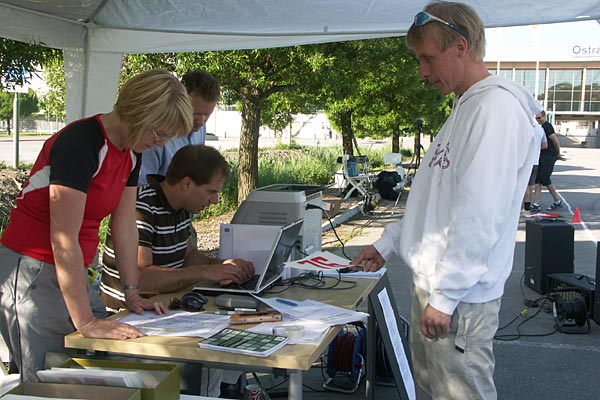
[276,298,298,307]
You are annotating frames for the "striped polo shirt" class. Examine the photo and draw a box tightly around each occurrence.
[100,174,192,310]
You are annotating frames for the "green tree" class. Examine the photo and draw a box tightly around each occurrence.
[199,48,329,203]
[123,47,328,203]
[39,55,66,120]
[0,38,55,90]
[320,37,450,155]
[0,89,39,134]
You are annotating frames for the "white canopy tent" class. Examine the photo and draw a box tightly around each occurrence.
[1,0,600,122]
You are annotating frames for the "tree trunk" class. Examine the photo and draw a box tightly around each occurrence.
[237,94,261,204]
[392,128,400,153]
[340,109,353,156]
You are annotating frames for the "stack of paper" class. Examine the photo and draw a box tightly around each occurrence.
[36,367,165,388]
[118,310,230,337]
[248,297,369,345]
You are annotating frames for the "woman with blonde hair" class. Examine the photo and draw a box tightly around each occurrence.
[0,69,193,382]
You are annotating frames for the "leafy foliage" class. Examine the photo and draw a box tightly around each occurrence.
[39,56,66,120]
[197,145,360,218]
[318,37,450,153]
[118,40,451,202]
[0,38,57,90]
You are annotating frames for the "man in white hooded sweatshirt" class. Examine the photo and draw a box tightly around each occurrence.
[353,2,542,399]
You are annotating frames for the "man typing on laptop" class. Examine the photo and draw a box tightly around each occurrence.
[100,144,254,312]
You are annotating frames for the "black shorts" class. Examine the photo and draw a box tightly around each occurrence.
[535,156,557,186]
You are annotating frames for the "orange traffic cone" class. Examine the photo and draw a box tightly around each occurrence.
[572,207,581,223]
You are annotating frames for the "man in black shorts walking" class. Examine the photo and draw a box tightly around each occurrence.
[531,110,565,211]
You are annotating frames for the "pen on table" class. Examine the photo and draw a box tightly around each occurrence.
[214,310,237,315]
[139,326,177,332]
[275,298,298,307]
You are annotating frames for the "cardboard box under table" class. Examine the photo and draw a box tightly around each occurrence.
[5,382,141,400]
[59,358,179,400]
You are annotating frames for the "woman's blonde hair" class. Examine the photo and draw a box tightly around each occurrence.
[406,1,485,62]
[114,69,193,148]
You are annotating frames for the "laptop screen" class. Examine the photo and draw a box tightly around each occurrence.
[194,219,303,294]
[257,219,304,292]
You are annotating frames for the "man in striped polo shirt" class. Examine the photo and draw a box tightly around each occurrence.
[100,144,254,311]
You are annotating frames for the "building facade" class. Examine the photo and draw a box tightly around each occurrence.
[484,21,600,146]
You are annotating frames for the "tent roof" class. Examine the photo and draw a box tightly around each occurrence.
[2,0,600,53]
[1,0,599,122]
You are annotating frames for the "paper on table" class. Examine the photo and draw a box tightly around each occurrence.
[246,320,330,345]
[256,297,368,326]
[283,251,354,271]
[118,310,230,337]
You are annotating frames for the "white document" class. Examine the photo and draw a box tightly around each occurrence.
[246,320,330,345]
[118,311,230,337]
[378,288,416,400]
[256,297,368,326]
[283,251,352,271]
[219,224,281,274]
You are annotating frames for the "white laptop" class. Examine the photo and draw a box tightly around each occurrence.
[193,219,303,295]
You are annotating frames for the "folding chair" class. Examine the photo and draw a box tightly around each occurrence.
[382,152,405,213]
[338,154,371,199]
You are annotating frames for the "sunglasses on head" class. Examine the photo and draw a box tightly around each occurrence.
[413,11,469,39]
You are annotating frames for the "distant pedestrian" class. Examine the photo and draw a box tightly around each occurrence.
[523,123,547,212]
[531,110,565,211]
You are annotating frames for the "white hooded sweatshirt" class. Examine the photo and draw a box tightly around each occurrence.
[373,75,542,315]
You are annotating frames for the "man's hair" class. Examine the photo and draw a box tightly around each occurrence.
[538,110,547,117]
[114,69,193,148]
[406,1,485,62]
[181,70,221,102]
[166,144,231,186]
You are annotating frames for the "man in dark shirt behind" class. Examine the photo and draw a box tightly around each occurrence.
[531,110,565,211]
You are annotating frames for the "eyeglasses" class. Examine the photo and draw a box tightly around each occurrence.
[413,11,469,40]
[152,129,171,143]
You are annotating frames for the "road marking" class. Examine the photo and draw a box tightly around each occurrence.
[558,193,597,242]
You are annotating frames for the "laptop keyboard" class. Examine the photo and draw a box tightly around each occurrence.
[221,274,260,290]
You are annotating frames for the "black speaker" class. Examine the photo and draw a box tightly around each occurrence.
[524,219,574,294]
[594,242,600,324]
